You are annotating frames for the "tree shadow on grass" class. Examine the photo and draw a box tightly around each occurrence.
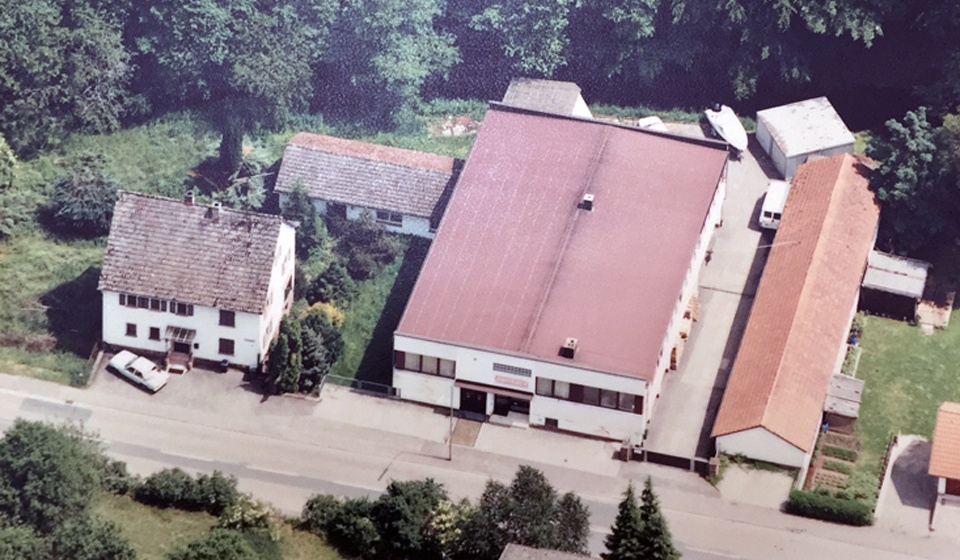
[40,266,102,356]
[354,237,431,387]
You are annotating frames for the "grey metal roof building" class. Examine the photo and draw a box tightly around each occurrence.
[756,97,855,179]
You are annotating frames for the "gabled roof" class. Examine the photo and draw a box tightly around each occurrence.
[757,97,855,157]
[99,191,287,314]
[502,78,591,117]
[275,132,460,220]
[930,402,960,479]
[396,104,729,380]
[712,154,880,451]
[498,544,586,560]
[863,250,930,298]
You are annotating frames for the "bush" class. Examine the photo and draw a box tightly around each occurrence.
[822,445,858,462]
[134,469,238,515]
[48,154,119,238]
[785,489,874,526]
[300,494,341,535]
[305,262,356,306]
[99,458,137,495]
[168,529,258,560]
[219,493,274,533]
[823,460,854,475]
[326,497,379,559]
[329,212,404,281]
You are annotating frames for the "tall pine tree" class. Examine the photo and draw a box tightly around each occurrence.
[638,477,680,560]
[602,483,644,560]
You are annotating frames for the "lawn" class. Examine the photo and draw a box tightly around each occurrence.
[332,237,431,386]
[93,493,345,560]
[855,315,960,473]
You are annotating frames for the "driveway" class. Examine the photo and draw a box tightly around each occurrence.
[876,435,937,536]
[644,138,775,459]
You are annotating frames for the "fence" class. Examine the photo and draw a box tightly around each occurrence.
[319,374,399,398]
[630,447,712,476]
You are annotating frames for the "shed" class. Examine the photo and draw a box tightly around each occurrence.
[822,372,864,434]
[756,97,855,179]
[502,78,592,118]
[860,250,930,321]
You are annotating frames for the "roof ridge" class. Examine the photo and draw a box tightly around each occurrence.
[520,126,611,353]
[118,190,285,224]
[289,132,456,172]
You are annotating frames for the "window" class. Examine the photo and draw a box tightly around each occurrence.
[174,302,194,316]
[421,356,439,375]
[763,211,772,218]
[538,378,641,413]
[137,296,149,309]
[545,418,559,429]
[773,212,782,220]
[150,299,161,311]
[439,359,455,378]
[219,338,235,355]
[403,352,421,371]
[536,378,552,396]
[554,381,570,399]
[601,389,618,409]
[119,294,126,306]
[220,310,236,327]
[149,327,160,341]
[619,393,636,412]
[376,210,403,225]
[583,387,600,406]
[125,323,137,337]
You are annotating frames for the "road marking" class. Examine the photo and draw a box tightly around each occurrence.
[684,545,744,559]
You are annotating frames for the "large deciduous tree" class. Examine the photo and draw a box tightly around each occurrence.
[134,0,337,174]
[470,0,578,77]
[0,0,135,156]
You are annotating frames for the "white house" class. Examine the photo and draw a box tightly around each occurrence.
[393,102,729,443]
[712,154,879,475]
[501,78,593,118]
[99,191,296,371]
[756,97,855,179]
[275,132,462,238]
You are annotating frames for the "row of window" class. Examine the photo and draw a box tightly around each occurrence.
[395,351,455,378]
[536,378,643,414]
[119,294,238,326]
[124,323,235,355]
[376,210,403,226]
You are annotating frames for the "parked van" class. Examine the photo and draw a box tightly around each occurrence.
[759,180,791,230]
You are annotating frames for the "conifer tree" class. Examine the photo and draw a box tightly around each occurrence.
[638,477,680,560]
[602,483,644,560]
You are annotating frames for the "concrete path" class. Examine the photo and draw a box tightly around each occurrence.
[644,139,773,458]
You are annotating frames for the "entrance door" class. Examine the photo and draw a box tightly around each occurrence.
[460,388,487,416]
[172,341,191,353]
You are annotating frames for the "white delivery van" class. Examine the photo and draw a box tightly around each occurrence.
[759,180,791,230]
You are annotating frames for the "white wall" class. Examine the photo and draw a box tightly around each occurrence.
[784,144,855,179]
[716,428,808,468]
[394,335,647,441]
[102,292,264,368]
[572,96,593,118]
[260,222,297,356]
[278,192,435,238]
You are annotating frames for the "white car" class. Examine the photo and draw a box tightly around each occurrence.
[107,351,169,392]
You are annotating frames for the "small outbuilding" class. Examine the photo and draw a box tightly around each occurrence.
[502,78,593,118]
[498,544,586,560]
[930,402,960,527]
[860,250,930,321]
[756,97,855,179]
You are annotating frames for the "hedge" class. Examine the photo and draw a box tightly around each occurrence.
[134,468,239,515]
[822,445,858,462]
[785,489,873,526]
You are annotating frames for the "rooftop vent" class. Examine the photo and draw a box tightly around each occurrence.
[558,337,578,359]
[184,190,195,206]
[578,194,595,211]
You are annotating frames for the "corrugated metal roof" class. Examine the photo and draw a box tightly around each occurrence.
[757,97,855,157]
[275,133,460,218]
[396,105,728,381]
[712,154,880,451]
[823,372,864,418]
[863,250,930,298]
[99,192,286,313]
[931,402,960,479]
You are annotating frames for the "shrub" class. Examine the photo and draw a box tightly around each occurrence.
[168,528,258,560]
[219,493,275,534]
[0,188,40,240]
[822,445,858,462]
[823,460,854,475]
[329,212,404,281]
[134,469,238,515]
[99,458,137,495]
[48,154,119,238]
[69,363,92,388]
[306,302,345,328]
[326,497,379,559]
[300,494,341,535]
[305,262,356,306]
[785,489,873,526]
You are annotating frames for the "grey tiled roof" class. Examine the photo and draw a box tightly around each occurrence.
[99,191,285,314]
[275,132,459,218]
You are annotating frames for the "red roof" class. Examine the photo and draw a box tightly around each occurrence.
[396,105,728,380]
[930,402,960,479]
[712,154,880,451]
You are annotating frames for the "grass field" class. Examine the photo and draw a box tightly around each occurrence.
[332,237,430,386]
[93,493,344,560]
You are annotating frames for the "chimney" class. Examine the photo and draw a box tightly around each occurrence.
[559,337,578,359]
[184,190,195,206]
[211,201,222,221]
[578,194,594,211]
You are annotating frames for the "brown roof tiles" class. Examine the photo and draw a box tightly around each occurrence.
[712,154,880,451]
[275,132,460,219]
[99,191,286,314]
[930,402,960,479]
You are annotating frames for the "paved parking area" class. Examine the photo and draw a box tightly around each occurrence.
[643,138,775,459]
